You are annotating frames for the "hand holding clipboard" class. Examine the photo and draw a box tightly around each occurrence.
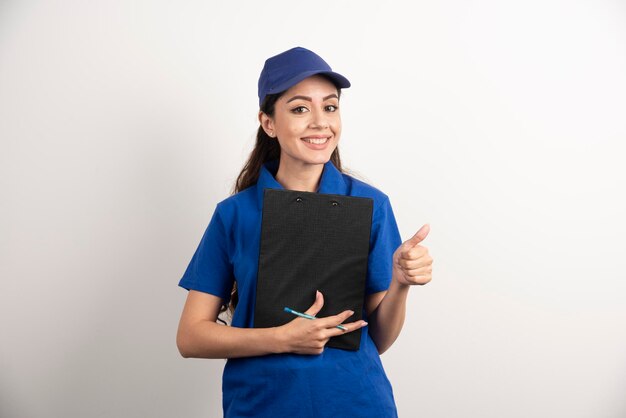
[276,290,368,355]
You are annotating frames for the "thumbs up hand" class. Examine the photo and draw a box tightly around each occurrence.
[392,224,433,286]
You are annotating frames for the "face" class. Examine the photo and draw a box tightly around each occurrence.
[260,75,341,168]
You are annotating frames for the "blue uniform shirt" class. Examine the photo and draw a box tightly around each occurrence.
[179,159,403,418]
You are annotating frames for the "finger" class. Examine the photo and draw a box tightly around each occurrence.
[403,266,433,277]
[304,290,325,317]
[404,224,430,248]
[402,274,432,285]
[401,245,429,260]
[398,256,433,269]
[317,309,355,329]
[324,320,368,338]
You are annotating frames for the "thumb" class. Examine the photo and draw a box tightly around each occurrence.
[405,224,430,248]
[304,290,324,317]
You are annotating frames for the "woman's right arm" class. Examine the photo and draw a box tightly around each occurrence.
[176,290,367,359]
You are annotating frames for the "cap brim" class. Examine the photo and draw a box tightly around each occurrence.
[268,70,351,96]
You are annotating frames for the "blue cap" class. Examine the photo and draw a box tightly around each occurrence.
[257,47,351,107]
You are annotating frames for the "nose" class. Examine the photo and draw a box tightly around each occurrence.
[309,108,329,129]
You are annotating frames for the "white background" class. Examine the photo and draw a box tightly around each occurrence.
[1,1,625,417]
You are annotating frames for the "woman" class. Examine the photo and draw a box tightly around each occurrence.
[176,46,433,418]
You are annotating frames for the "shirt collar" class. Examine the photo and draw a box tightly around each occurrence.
[256,159,348,208]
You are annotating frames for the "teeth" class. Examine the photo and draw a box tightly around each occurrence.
[303,137,329,144]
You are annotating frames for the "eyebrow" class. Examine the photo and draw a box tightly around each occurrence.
[286,93,339,104]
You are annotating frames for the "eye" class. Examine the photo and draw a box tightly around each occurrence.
[325,105,338,112]
[291,106,309,114]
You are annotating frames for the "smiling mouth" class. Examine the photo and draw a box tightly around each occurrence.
[301,137,330,144]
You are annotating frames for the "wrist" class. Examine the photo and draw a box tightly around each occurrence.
[391,275,411,292]
[268,326,287,354]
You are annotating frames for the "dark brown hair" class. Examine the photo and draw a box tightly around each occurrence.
[218,77,346,323]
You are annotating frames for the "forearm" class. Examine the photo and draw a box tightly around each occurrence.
[177,320,282,359]
[368,279,410,355]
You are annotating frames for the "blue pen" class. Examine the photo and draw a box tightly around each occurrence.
[284,307,348,331]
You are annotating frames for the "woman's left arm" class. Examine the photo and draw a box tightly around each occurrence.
[367,224,433,355]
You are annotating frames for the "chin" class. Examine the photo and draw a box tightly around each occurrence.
[306,154,333,165]
[311,147,337,162]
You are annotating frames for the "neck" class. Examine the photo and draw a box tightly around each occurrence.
[274,158,325,193]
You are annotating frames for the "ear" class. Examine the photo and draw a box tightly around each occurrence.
[258,111,276,138]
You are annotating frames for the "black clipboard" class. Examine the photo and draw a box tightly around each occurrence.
[254,189,373,350]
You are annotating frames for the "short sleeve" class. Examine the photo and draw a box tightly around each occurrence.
[366,196,402,295]
[178,204,235,302]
